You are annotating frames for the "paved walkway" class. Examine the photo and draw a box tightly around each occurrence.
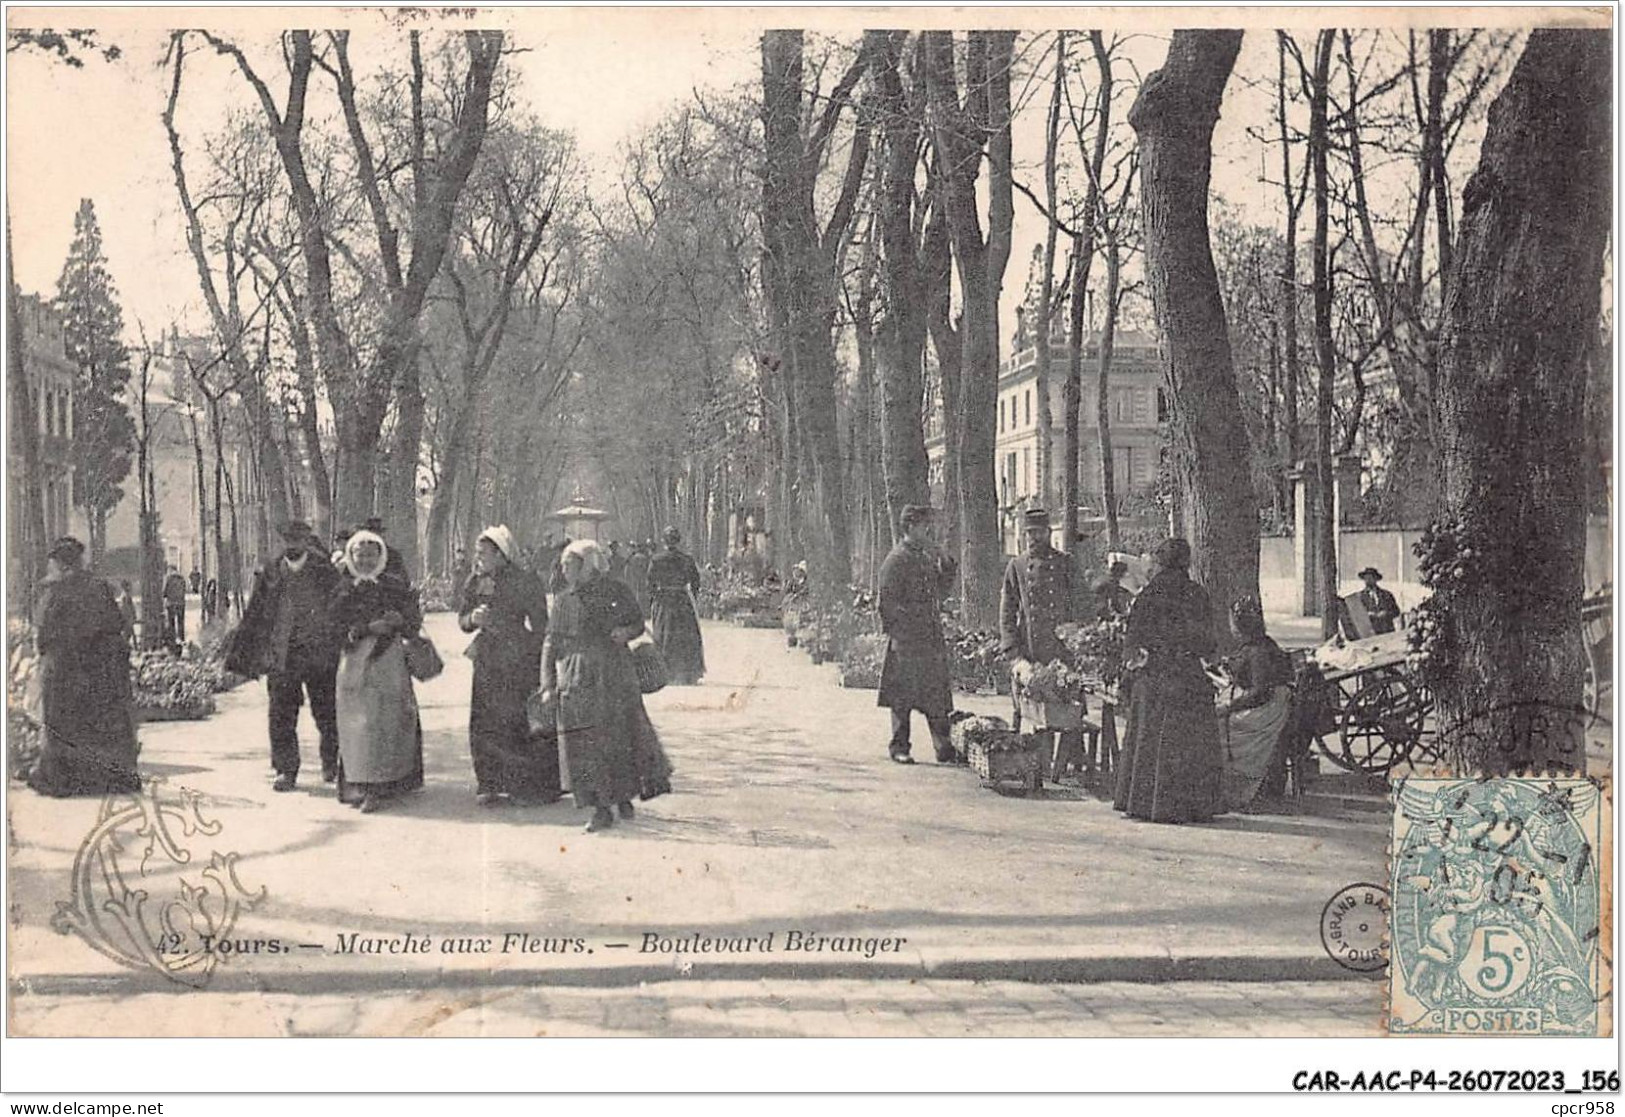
[9,615,1389,1035]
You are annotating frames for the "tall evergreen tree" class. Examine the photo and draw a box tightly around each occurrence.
[54,198,134,563]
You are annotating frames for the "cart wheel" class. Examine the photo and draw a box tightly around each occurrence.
[1395,679,1442,766]
[1339,670,1423,775]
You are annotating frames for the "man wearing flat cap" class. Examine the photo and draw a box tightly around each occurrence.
[1340,566,1401,639]
[227,519,343,792]
[876,504,959,764]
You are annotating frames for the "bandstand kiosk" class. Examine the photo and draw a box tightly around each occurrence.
[551,493,611,542]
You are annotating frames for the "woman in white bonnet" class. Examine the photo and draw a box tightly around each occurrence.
[540,539,673,832]
[331,530,424,813]
[459,524,558,806]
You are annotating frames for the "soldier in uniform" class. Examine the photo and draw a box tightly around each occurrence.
[999,507,1090,770]
[876,505,958,764]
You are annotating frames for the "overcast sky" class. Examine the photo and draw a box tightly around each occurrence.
[7,6,1567,345]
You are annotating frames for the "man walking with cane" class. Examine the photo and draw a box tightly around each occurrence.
[877,505,959,765]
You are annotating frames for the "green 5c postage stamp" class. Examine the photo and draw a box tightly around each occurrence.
[1391,773,1605,1034]
[1390,776,1611,1036]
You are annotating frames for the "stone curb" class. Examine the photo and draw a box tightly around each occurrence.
[11,952,1379,998]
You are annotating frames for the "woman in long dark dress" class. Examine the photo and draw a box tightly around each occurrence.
[1217,596,1295,811]
[1113,537,1224,824]
[459,524,559,806]
[27,537,141,797]
[332,531,424,813]
[541,540,673,833]
[647,526,705,685]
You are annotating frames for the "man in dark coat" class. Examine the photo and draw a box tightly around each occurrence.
[1341,566,1401,638]
[162,566,188,648]
[877,505,958,764]
[1000,507,1090,772]
[227,520,343,791]
[1000,508,1087,666]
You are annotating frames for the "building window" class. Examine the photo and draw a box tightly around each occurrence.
[1157,388,1169,423]
[1023,447,1032,494]
[998,398,1005,434]
[43,391,54,438]
[1024,388,1032,427]
[1113,446,1135,487]
[1113,388,1134,424]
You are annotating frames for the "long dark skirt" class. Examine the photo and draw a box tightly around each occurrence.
[650,590,705,684]
[469,655,559,796]
[28,654,141,798]
[562,692,673,809]
[1114,665,1224,823]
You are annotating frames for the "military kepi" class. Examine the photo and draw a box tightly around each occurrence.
[1023,507,1051,527]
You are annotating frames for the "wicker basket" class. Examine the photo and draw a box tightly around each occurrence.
[967,734,1043,793]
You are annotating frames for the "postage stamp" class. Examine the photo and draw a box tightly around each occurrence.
[1389,775,1611,1037]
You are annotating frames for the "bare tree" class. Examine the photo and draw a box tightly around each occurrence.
[1129,29,1259,649]
[869,30,932,536]
[759,30,873,589]
[923,29,1015,624]
[1308,29,1339,637]
[200,29,504,554]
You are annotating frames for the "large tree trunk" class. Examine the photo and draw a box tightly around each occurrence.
[1274,34,1303,482]
[924,30,1014,625]
[425,401,476,573]
[1430,29,1610,774]
[1064,233,1086,565]
[873,31,930,536]
[759,30,865,591]
[1309,31,1339,638]
[923,187,961,561]
[1129,30,1259,651]
[1096,236,1122,551]
[1063,31,1113,573]
[387,357,427,578]
[1032,31,1066,512]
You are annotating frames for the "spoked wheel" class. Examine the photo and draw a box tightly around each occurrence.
[1337,669,1424,775]
[1407,681,1444,766]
